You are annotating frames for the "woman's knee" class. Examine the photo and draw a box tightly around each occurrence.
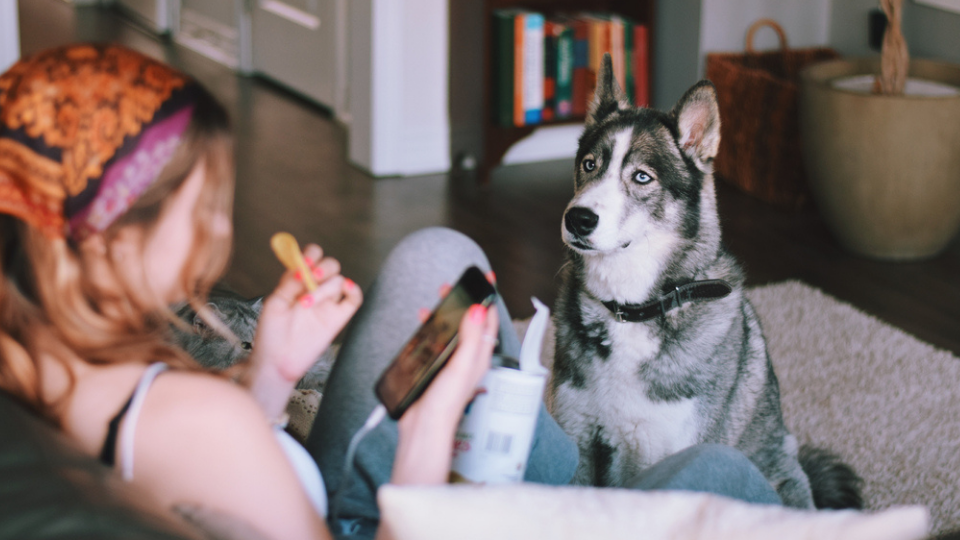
[384,228,490,275]
[626,444,782,505]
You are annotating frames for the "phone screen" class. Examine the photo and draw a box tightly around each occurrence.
[375,266,496,419]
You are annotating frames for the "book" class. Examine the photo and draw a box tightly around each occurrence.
[610,16,625,93]
[543,20,559,122]
[624,17,635,104]
[492,10,516,127]
[556,24,574,119]
[569,17,590,116]
[583,14,613,106]
[519,12,545,126]
[513,12,525,126]
[634,24,650,107]
[491,10,647,127]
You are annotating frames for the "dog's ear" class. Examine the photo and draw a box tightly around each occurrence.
[671,81,721,170]
[586,53,630,127]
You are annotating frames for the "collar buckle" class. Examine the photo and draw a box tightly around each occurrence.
[659,286,683,313]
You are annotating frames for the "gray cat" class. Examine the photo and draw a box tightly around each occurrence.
[171,293,263,370]
[170,291,336,392]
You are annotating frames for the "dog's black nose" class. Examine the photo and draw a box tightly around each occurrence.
[565,207,599,237]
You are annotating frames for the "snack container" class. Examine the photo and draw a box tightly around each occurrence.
[450,298,550,484]
[450,359,546,483]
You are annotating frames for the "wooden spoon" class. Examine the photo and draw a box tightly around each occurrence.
[270,232,317,291]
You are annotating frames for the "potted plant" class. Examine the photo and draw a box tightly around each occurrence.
[799,0,960,260]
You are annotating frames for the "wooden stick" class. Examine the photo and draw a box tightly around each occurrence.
[877,0,909,95]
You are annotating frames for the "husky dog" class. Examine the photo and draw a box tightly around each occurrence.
[550,55,861,510]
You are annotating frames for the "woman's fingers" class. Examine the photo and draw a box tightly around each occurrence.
[448,304,497,383]
[339,277,364,312]
[299,275,345,308]
[438,283,452,299]
[301,244,323,266]
[272,241,348,306]
[306,255,341,283]
[272,266,308,305]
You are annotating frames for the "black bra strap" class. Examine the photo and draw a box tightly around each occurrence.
[99,394,135,467]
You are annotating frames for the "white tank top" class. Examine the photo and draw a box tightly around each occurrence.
[115,362,327,516]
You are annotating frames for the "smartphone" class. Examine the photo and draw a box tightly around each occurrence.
[375,266,497,420]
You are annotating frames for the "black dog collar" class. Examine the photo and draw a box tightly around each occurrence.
[602,280,733,323]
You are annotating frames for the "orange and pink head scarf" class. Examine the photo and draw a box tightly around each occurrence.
[0,44,198,241]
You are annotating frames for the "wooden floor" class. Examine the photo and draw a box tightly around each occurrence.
[18,1,960,357]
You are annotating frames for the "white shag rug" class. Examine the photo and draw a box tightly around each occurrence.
[520,281,960,536]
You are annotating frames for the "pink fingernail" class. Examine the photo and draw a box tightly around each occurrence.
[304,255,315,266]
[468,304,486,324]
[344,278,356,291]
[294,270,302,281]
[300,295,315,308]
[312,266,324,280]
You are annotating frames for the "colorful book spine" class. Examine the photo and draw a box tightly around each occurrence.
[556,25,574,119]
[493,10,516,127]
[543,20,559,122]
[520,12,544,126]
[624,18,635,105]
[491,11,646,126]
[610,16,625,93]
[585,15,612,104]
[513,12,525,126]
[634,24,650,107]
[586,16,603,81]
[570,18,590,117]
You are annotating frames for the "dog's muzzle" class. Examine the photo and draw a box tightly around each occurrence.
[565,207,599,238]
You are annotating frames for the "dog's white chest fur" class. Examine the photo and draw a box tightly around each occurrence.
[555,315,702,483]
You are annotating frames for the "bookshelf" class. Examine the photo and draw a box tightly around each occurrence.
[450,0,656,184]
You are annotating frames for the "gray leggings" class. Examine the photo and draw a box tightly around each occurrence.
[305,228,780,539]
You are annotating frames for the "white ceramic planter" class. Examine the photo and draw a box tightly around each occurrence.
[799,58,960,260]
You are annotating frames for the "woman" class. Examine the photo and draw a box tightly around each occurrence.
[0,43,510,540]
[0,44,780,540]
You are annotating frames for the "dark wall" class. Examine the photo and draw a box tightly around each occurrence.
[905,3,960,65]
[653,0,703,110]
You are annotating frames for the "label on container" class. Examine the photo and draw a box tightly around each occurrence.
[449,362,546,484]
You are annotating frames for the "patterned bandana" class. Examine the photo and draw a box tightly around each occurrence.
[0,44,197,240]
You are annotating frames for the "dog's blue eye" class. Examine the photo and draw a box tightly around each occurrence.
[633,171,653,184]
[582,159,596,172]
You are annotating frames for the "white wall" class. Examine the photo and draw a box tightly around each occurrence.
[699,0,832,74]
[348,0,450,177]
[0,0,20,73]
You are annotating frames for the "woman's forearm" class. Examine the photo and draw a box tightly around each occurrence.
[390,403,461,485]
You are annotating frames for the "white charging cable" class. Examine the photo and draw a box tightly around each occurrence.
[328,404,388,524]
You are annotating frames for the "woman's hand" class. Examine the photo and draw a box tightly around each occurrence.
[390,303,499,485]
[246,243,363,419]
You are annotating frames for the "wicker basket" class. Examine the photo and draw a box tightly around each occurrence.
[706,19,840,208]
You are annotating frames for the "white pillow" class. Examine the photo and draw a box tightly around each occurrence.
[378,484,928,540]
